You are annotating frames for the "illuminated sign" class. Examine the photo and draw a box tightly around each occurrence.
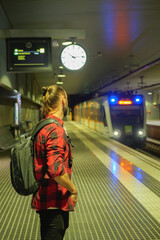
[6,38,52,72]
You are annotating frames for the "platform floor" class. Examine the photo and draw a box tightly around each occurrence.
[0,121,160,240]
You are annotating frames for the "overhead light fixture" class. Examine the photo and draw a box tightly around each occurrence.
[57,68,66,78]
[57,74,66,78]
[62,37,76,46]
[62,40,72,46]
[59,66,63,69]
[148,91,152,95]
[56,81,63,85]
[56,78,63,85]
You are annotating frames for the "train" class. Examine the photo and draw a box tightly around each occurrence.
[73,92,146,147]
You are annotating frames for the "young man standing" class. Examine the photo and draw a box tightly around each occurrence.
[32,85,77,240]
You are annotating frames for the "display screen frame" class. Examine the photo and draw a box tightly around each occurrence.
[6,37,52,72]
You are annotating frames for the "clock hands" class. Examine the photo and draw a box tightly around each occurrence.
[68,53,76,59]
[68,53,85,59]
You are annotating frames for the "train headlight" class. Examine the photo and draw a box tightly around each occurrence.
[137,129,145,137]
[113,129,121,138]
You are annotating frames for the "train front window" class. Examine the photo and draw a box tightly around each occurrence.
[110,106,143,124]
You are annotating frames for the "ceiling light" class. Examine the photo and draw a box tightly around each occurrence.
[57,74,66,78]
[56,78,63,85]
[56,81,63,85]
[148,91,152,95]
[59,66,63,69]
[62,40,72,46]
[62,37,76,46]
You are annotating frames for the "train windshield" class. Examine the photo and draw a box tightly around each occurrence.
[110,106,143,124]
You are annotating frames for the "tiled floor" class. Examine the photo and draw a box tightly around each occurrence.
[0,121,160,240]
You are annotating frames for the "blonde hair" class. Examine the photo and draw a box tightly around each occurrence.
[42,85,67,114]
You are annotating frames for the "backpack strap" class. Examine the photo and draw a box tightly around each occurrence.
[31,118,59,140]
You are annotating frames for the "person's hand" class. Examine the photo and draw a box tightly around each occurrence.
[71,192,78,207]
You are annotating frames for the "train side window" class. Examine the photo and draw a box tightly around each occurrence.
[101,105,108,127]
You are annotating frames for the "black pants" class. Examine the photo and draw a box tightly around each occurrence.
[38,209,69,240]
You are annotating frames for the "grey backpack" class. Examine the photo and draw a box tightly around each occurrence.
[10,118,58,196]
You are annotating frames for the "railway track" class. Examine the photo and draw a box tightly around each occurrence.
[137,137,160,161]
[146,137,160,153]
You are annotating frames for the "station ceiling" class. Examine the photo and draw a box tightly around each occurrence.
[1,0,160,96]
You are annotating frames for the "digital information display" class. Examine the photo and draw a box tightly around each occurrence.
[6,38,52,72]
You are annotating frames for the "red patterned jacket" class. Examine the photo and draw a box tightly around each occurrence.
[31,115,74,211]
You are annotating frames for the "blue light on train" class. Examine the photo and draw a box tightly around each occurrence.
[109,96,118,104]
[134,96,143,104]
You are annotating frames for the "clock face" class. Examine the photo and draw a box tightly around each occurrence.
[60,44,87,70]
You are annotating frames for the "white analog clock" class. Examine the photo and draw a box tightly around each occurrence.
[60,44,87,70]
